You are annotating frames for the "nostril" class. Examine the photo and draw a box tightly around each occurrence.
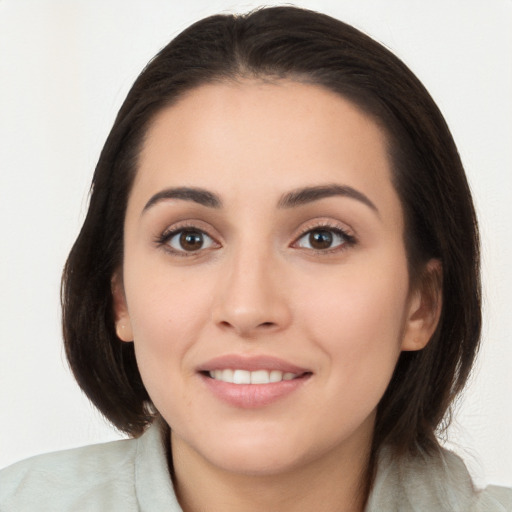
[217,320,277,332]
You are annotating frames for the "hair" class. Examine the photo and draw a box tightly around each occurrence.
[62,6,480,462]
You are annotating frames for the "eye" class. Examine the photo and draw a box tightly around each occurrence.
[294,227,352,251]
[163,228,217,253]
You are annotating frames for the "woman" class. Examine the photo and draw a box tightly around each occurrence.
[1,6,510,511]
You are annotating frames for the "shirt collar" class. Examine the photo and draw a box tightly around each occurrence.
[134,419,183,511]
[133,420,478,512]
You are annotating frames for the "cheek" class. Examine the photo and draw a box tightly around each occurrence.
[127,261,214,334]
[299,261,410,384]
[123,267,215,389]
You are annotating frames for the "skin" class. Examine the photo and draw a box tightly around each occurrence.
[113,81,440,512]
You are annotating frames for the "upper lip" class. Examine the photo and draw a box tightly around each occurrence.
[197,354,310,374]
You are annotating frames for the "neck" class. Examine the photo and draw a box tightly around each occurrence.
[171,431,372,512]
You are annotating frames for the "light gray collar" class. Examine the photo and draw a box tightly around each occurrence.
[133,422,504,512]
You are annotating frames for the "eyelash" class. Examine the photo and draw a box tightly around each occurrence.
[154,222,356,257]
[154,223,219,257]
[292,222,356,254]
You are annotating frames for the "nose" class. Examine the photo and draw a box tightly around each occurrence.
[211,246,292,338]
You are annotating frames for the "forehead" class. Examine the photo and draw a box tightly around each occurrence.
[131,80,399,223]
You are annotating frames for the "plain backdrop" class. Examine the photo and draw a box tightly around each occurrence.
[0,0,510,486]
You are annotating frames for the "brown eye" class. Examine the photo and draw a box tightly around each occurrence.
[179,230,204,251]
[295,227,350,251]
[166,229,216,253]
[309,230,333,249]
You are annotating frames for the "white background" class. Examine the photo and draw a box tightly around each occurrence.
[0,0,510,486]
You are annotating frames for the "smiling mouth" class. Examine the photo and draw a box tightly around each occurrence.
[199,359,312,407]
[207,369,307,384]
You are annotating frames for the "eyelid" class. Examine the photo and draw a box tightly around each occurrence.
[293,218,355,239]
[291,219,356,252]
[153,218,356,256]
[154,221,222,256]
[169,229,216,252]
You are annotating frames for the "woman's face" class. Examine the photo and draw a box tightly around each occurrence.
[115,81,434,476]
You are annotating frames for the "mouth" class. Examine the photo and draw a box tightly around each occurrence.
[205,369,306,384]
[197,355,312,408]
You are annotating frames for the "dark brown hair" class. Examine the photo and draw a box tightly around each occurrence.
[62,6,480,458]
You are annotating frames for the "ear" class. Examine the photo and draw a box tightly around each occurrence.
[401,259,442,351]
[111,271,134,342]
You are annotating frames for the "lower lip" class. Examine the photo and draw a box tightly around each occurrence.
[200,373,311,408]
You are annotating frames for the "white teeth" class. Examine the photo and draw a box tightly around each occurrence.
[208,369,299,384]
[269,370,282,383]
[233,369,251,384]
[250,370,269,384]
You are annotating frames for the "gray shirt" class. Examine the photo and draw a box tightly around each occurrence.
[1,422,511,511]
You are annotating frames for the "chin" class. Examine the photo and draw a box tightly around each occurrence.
[207,443,307,477]
[175,425,311,476]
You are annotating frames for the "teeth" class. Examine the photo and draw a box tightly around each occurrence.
[250,370,270,384]
[208,369,299,384]
[269,370,283,383]
[233,369,251,384]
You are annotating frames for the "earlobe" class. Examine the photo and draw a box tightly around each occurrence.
[111,272,134,342]
[401,259,443,352]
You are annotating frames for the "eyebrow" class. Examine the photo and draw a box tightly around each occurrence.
[142,187,222,213]
[277,184,379,214]
[142,183,378,215]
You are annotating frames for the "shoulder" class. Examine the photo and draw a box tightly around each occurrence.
[439,450,512,511]
[427,449,512,511]
[368,446,512,512]
[0,436,140,511]
[475,485,512,511]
